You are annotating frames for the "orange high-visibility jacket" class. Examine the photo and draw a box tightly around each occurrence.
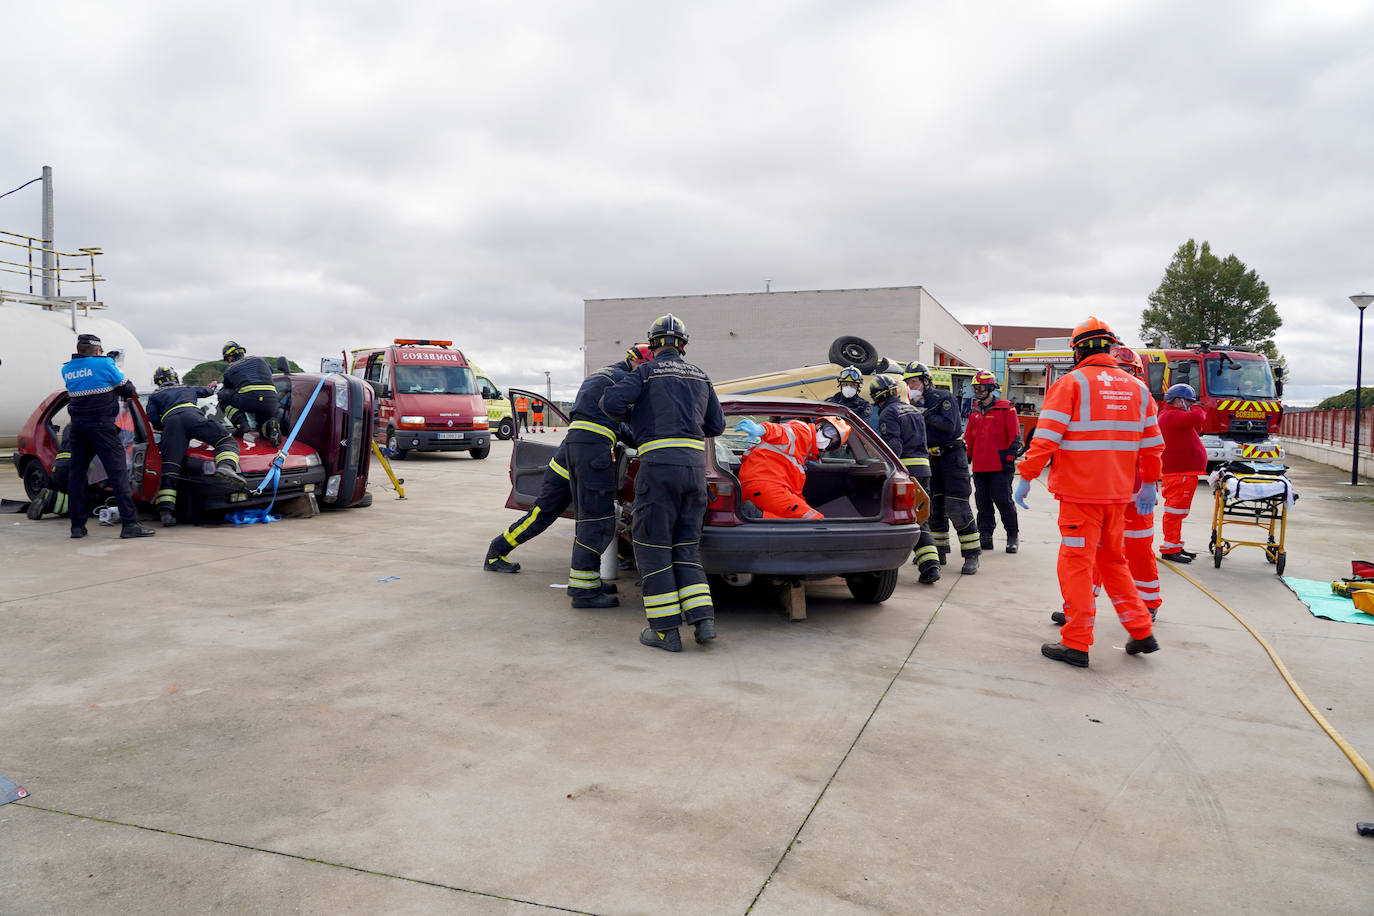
[740,420,818,495]
[515,395,530,412]
[1017,352,1163,503]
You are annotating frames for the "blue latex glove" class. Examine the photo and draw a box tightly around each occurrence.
[733,418,765,442]
[1134,483,1158,516]
[1014,478,1031,510]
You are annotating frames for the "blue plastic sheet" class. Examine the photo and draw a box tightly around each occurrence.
[224,509,281,526]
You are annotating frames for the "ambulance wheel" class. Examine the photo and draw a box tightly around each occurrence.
[1213,546,1224,568]
[470,443,491,460]
[386,428,408,460]
[1275,552,1286,575]
[845,567,898,604]
[828,336,880,374]
[496,417,514,439]
[22,459,52,500]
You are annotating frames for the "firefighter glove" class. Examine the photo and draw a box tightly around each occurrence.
[1134,483,1158,516]
[1014,478,1031,509]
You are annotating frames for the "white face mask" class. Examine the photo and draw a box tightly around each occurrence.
[815,428,834,450]
[841,385,857,398]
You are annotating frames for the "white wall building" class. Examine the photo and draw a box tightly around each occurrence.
[583,286,989,381]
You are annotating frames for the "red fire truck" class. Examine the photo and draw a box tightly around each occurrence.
[1004,343,1285,467]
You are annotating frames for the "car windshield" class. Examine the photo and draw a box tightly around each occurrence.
[394,366,477,395]
[1204,357,1275,399]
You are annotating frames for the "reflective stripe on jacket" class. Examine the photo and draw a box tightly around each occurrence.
[740,420,817,494]
[1018,352,1163,503]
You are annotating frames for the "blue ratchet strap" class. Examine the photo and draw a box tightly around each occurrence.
[252,374,329,516]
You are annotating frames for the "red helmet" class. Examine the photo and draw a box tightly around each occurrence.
[816,417,851,451]
[1111,345,1144,377]
[625,342,654,364]
[972,370,999,389]
[1070,316,1119,349]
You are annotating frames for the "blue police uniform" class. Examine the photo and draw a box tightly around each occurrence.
[601,349,725,643]
[146,385,242,516]
[876,397,940,577]
[825,391,878,431]
[921,384,980,565]
[563,359,635,603]
[485,443,573,570]
[60,352,139,530]
[218,355,281,436]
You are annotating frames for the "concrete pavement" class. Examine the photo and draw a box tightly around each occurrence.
[2,440,1372,914]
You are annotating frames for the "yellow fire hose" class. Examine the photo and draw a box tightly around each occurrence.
[370,440,406,499]
[1160,559,1374,834]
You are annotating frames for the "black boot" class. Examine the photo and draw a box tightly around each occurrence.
[1041,642,1089,667]
[640,627,682,652]
[1051,610,1067,625]
[571,590,619,609]
[937,547,949,566]
[263,416,284,448]
[159,507,178,528]
[601,583,618,595]
[917,563,941,585]
[1159,551,1192,564]
[1005,537,1018,554]
[1125,635,1159,655]
[980,537,994,551]
[692,618,716,643]
[215,463,248,489]
[960,553,979,575]
[27,488,50,520]
[484,553,520,573]
[71,525,87,539]
[120,522,156,538]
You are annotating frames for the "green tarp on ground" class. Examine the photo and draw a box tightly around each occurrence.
[1281,577,1374,626]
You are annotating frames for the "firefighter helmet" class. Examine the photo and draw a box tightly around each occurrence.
[816,417,851,451]
[647,314,688,349]
[972,370,999,390]
[901,361,931,381]
[836,365,863,386]
[1070,316,1119,350]
[222,340,246,362]
[869,374,901,402]
[1112,345,1144,378]
[153,366,179,387]
[1165,383,1197,402]
[625,342,654,364]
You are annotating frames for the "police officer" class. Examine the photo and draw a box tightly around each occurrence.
[562,344,653,608]
[871,374,941,584]
[218,341,283,445]
[904,362,980,575]
[825,366,877,430]
[483,442,575,572]
[26,425,75,520]
[60,333,154,539]
[601,314,725,652]
[146,367,247,526]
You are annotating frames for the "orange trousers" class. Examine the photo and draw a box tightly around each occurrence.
[1057,501,1153,652]
[742,477,822,519]
[1160,473,1199,553]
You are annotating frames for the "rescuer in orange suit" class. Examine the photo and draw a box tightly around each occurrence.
[1050,345,1165,625]
[734,416,851,518]
[1014,317,1165,668]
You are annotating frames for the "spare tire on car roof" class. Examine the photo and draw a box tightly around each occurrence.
[827,336,880,373]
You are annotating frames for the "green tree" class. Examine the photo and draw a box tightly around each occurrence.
[1316,387,1374,409]
[185,357,302,386]
[1140,240,1281,354]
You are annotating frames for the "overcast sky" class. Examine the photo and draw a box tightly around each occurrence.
[2,0,1371,403]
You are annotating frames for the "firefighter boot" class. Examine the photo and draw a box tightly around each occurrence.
[215,462,248,490]
[960,552,980,575]
[937,547,949,566]
[159,506,178,528]
[692,617,716,644]
[27,488,52,520]
[120,522,156,538]
[483,538,520,573]
[263,416,284,448]
[917,562,941,585]
[571,589,619,609]
[640,627,683,652]
[1041,642,1089,667]
[1005,537,1018,554]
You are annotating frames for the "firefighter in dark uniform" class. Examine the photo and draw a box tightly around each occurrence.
[601,314,726,652]
[871,374,941,584]
[26,425,75,519]
[904,361,980,575]
[483,442,575,572]
[562,344,653,608]
[60,333,154,539]
[217,341,283,445]
[146,367,247,526]
[825,365,877,430]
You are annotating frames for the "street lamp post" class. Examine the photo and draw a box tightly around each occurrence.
[1353,294,1373,486]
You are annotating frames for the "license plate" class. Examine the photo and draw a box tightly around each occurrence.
[438,432,465,440]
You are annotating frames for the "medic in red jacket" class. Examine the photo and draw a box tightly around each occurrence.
[964,369,1022,553]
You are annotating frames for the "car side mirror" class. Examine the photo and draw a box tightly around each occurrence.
[366,379,385,397]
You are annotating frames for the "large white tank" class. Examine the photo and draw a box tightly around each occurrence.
[0,302,152,446]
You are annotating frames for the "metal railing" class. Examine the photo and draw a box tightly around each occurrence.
[1282,407,1374,451]
[0,228,103,301]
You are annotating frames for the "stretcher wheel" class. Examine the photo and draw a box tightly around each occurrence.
[1275,552,1286,575]
[1214,546,1224,568]
[1208,532,1217,552]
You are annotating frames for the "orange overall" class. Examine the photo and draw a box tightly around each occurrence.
[1018,354,1164,651]
[739,420,822,519]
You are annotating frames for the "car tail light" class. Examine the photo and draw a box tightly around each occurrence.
[706,478,739,527]
[889,477,917,524]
